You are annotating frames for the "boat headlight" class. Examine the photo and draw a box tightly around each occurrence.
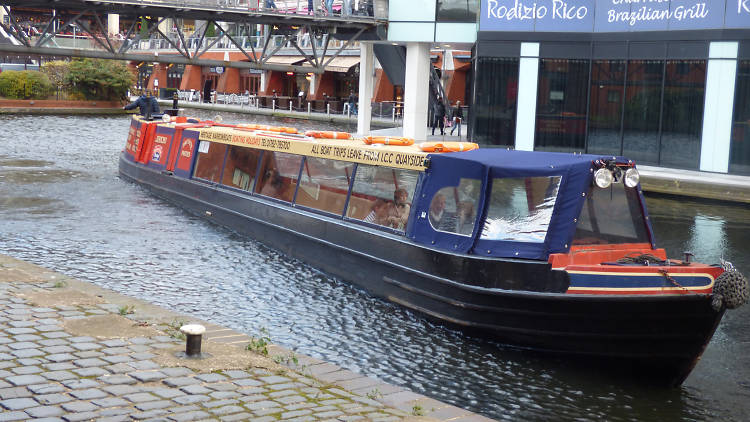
[594,168,613,188]
[624,168,640,188]
[161,114,171,123]
[214,114,223,123]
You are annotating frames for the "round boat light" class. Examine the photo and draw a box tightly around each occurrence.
[594,168,613,188]
[161,114,171,123]
[624,168,640,187]
[213,114,223,123]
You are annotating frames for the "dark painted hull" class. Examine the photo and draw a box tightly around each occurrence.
[119,154,724,385]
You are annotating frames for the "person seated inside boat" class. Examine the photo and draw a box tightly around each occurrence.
[363,199,392,227]
[428,193,447,228]
[387,188,411,230]
[258,168,288,200]
[123,90,161,118]
[454,201,475,235]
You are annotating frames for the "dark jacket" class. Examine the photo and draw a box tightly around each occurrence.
[434,102,446,119]
[453,106,463,119]
[124,95,160,116]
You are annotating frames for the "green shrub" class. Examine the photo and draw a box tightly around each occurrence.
[0,70,55,99]
[65,58,134,101]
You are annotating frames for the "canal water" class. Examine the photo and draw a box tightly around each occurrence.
[1,113,748,421]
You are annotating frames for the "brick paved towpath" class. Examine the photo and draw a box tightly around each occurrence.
[0,254,495,422]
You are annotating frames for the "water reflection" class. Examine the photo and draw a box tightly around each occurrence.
[0,114,748,421]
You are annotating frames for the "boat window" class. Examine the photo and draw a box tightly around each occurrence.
[429,178,481,236]
[193,141,228,183]
[573,182,650,245]
[480,176,561,243]
[221,146,261,192]
[346,165,418,232]
[295,157,355,215]
[254,151,302,203]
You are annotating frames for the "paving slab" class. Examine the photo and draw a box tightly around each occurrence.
[0,254,495,421]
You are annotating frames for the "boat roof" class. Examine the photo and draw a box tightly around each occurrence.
[195,125,430,172]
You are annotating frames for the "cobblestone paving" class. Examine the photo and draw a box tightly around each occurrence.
[0,280,413,422]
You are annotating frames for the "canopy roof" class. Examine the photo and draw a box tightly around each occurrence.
[409,149,646,260]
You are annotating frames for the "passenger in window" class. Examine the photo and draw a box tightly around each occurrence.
[364,199,391,226]
[388,188,411,230]
[429,193,446,228]
[456,201,475,235]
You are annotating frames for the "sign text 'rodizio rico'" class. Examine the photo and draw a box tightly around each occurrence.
[480,0,750,32]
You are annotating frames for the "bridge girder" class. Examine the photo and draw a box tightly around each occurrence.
[0,0,382,73]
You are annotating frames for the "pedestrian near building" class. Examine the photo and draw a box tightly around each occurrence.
[432,97,446,136]
[451,101,463,137]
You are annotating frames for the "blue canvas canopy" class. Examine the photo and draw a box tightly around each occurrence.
[408,149,644,260]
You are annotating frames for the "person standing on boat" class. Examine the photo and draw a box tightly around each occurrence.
[123,90,160,118]
[432,97,446,136]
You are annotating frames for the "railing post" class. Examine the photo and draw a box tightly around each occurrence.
[392,106,396,121]
[327,103,330,115]
[289,101,293,112]
[307,102,311,114]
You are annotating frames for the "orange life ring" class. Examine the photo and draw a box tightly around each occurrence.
[304,130,353,140]
[418,142,479,153]
[363,136,414,146]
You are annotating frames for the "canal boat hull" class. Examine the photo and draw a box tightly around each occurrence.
[119,154,724,385]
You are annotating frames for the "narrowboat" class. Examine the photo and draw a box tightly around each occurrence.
[118,115,748,386]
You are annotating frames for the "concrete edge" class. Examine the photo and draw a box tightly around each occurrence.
[0,254,495,422]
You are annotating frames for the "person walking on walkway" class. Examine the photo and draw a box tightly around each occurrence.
[325,0,335,15]
[450,100,463,137]
[432,97,446,136]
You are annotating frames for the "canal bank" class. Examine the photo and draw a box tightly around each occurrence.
[0,254,493,422]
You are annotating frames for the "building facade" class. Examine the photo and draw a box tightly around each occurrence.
[472,0,750,174]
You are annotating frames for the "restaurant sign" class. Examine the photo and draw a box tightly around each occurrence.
[480,0,750,32]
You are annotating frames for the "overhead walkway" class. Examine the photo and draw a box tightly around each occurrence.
[0,0,386,73]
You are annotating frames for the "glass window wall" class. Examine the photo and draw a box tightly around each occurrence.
[622,60,664,165]
[730,60,750,174]
[472,57,518,147]
[587,60,626,155]
[436,0,478,22]
[346,165,419,232]
[659,60,706,169]
[534,59,589,153]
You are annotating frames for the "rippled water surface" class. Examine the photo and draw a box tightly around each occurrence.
[1,113,749,421]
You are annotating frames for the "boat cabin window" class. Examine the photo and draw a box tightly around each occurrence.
[295,157,355,215]
[193,141,228,183]
[221,146,261,192]
[346,165,418,232]
[479,176,561,243]
[429,178,481,236]
[573,182,650,245]
[254,151,302,203]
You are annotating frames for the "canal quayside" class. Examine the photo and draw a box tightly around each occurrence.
[118,115,749,386]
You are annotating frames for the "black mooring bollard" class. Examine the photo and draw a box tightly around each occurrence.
[180,324,206,357]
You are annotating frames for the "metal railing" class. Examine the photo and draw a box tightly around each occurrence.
[130,33,355,52]
[105,0,385,19]
[176,89,403,121]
